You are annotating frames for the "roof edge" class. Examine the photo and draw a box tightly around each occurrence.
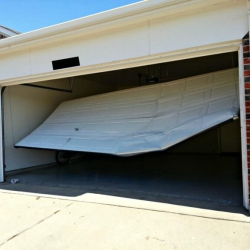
[0,25,21,37]
[0,0,241,51]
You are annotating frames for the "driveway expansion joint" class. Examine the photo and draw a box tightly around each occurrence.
[0,202,73,247]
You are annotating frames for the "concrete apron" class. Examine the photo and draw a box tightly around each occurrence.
[0,189,249,250]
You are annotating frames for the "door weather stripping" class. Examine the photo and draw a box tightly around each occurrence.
[16,68,239,156]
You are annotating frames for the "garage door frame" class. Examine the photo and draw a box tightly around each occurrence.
[0,88,3,183]
[0,43,248,210]
[239,44,249,210]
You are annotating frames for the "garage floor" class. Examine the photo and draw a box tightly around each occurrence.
[1,152,243,213]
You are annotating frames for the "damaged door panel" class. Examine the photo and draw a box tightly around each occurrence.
[15,68,239,156]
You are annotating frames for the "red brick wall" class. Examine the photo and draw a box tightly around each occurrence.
[243,33,250,206]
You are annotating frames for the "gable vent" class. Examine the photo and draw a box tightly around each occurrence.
[52,57,80,70]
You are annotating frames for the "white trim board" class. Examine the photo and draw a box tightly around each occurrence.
[238,45,249,210]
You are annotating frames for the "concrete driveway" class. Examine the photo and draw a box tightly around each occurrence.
[0,190,249,250]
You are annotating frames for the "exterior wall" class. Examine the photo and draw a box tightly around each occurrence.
[0,1,247,86]
[243,33,250,206]
[4,78,115,171]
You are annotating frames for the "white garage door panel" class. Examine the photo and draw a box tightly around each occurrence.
[16,69,239,156]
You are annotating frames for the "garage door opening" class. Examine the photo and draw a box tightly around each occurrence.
[1,52,244,213]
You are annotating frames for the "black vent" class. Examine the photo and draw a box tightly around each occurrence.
[52,57,80,70]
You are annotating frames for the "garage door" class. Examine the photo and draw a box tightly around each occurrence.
[16,68,239,156]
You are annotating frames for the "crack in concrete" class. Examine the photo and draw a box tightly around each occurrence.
[0,202,73,247]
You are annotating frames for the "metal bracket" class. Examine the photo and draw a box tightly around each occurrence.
[22,77,75,93]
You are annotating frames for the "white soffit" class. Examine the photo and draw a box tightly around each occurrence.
[16,68,239,156]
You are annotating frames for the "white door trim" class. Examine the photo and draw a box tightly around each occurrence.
[0,87,4,182]
[238,44,249,210]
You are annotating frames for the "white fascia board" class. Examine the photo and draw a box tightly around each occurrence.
[0,0,240,53]
[0,40,240,87]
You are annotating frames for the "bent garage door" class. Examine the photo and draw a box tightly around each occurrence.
[0,0,249,210]
[16,68,239,156]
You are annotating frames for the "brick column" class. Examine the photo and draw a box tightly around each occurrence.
[243,33,250,207]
